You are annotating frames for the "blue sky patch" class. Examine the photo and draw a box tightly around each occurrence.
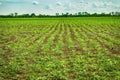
[0,0,120,15]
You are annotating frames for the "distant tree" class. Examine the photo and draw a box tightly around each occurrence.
[23,14,30,17]
[62,13,64,16]
[115,12,120,16]
[75,13,78,15]
[56,13,59,16]
[17,14,30,18]
[92,13,98,16]
[109,12,113,16]
[81,12,85,15]
[0,11,120,18]
[101,13,105,16]
[109,12,120,16]
[10,13,14,17]
[31,13,36,17]
[63,12,69,17]
[38,14,43,17]
[81,12,89,16]
[66,12,69,15]
[78,12,82,16]
[85,12,90,16]
[69,14,73,17]
[15,12,18,17]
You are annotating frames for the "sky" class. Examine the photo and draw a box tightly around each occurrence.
[0,0,120,15]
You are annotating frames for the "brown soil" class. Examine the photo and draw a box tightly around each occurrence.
[42,23,59,44]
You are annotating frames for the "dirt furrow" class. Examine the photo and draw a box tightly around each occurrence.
[42,23,59,44]
[62,23,69,54]
[24,26,51,48]
[69,25,84,54]
[53,24,62,43]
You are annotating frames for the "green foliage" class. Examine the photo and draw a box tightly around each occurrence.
[0,17,120,80]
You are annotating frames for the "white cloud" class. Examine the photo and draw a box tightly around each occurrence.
[4,0,26,3]
[91,1,120,12]
[80,0,84,3]
[32,1,39,5]
[64,2,78,11]
[0,2,2,5]
[0,0,119,15]
[45,5,53,10]
[56,2,62,6]
[92,1,114,8]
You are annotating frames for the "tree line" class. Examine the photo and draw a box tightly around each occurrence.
[0,12,120,18]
